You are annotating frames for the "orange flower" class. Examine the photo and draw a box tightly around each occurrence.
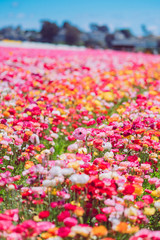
[41,232,52,239]
[133,184,143,196]
[101,238,115,240]
[48,227,58,235]
[74,207,84,217]
[3,111,10,117]
[116,222,128,233]
[127,226,139,234]
[0,124,7,129]
[92,226,108,237]
[25,131,33,136]
[24,161,34,169]
[135,129,145,134]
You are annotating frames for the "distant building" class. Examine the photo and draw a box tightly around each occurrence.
[111,36,159,53]
[54,28,66,43]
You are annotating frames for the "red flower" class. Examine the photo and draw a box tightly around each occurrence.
[128,155,138,162]
[64,203,77,211]
[123,185,135,195]
[93,138,103,146]
[39,211,50,219]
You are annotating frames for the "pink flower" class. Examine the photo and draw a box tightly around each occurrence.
[95,214,107,222]
[58,227,71,238]
[37,221,55,232]
[64,217,78,227]
[72,127,87,140]
[57,211,70,222]
[142,195,153,204]
[50,202,58,208]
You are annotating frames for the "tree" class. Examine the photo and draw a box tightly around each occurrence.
[120,29,133,38]
[63,21,72,29]
[65,24,80,45]
[90,23,109,33]
[141,24,153,37]
[40,21,59,42]
[90,23,99,31]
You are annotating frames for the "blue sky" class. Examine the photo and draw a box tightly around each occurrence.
[0,0,160,35]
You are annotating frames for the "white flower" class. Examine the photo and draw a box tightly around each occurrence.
[52,110,60,115]
[50,166,62,177]
[8,184,16,190]
[67,143,78,152]
[154,201,160,209]
[125,206,138,217]
[51,133,58,139]
[102,142,112,150]
[42,149,51,155]
[104,151,114,160]
[61,168,74,176]
[3,155,10,160]
[99,172,112,180]
[109,218,120,230]
[123,195,134,201]
[54,176,64,184]
[69,174,89,184]
[30,134,40,145]
[43,180,53,187]
[48,237,62,240]
[78,147,87,154]
[71,225,91,236]
[54,160,65,167]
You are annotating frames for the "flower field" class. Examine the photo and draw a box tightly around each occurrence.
[1,46,160,240]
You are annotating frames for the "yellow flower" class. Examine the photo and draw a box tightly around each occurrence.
[71,201,80,207]
[51,189,57,195]
[151,190,159,197]
[33,215,42,222]
[67,162,80,170]
[117,106,126,114]
[93,152,98,156]
[151,136,159,142]
[144,207,156,216]
[103,92,114,101]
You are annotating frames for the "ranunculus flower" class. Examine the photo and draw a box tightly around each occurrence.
[95,214,107,222]
[39,211,50,219]
[72,127,87,140]
[123,185,135,195]
[142,195,153,204]
[58,227,71,238]
[57,211,70,222]
[64,217,78,227]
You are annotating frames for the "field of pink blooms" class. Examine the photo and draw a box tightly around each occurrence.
[0,46,160,240]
